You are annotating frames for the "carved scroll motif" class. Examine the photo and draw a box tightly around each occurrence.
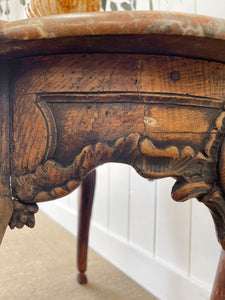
[198,110,225,249]
[12,132,214,203]
[10,92,225,249]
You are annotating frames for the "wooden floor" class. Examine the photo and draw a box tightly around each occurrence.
[0,211,158,300]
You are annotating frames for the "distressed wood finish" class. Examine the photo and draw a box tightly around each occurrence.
[0,61,13,245]
[10,53,225,249]
[0,11,225,296]
[8,53,225,290]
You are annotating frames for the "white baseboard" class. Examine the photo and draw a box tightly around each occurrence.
[39,202,212,300]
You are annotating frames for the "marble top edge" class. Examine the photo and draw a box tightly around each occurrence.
[1,11,225,42]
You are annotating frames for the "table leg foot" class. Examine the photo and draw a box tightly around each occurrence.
[0,196,13,245]
[77,170,96,285]
[77,272,88,284]
[210,249,225,300]
[9,200,39,229]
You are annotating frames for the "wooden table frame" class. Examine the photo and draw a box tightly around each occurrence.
[0,11,225,299]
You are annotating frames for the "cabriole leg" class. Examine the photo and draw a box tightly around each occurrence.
[211,249,225,300]
[77,170,96,284]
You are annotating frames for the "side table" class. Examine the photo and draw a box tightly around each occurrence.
[0,11,225,299]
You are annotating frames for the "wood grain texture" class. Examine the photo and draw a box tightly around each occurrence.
[10,53,225,248]
[11,54,225,173]
[0,61,13,244]
[12,54,225,98]
[0,61,10,196]
[1,11,225,296]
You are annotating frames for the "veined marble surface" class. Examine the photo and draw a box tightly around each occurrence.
[0,11,225,62]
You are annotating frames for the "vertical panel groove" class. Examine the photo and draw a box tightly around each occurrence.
[107,164,111,232]
[194,0,197,13]
[127,166,131,243]
[153,180,158,257]
[188,199,193,277]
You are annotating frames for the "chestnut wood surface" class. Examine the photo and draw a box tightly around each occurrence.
[0,11,225,298]
[0,61,13,245]
[7,53,225,293]
[9,53,225,249]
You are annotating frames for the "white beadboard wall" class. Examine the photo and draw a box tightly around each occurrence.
[34,1,224,300]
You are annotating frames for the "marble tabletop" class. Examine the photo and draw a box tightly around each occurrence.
[0,11,224,62]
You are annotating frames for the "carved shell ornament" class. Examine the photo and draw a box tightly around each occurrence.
[25,0,101,17]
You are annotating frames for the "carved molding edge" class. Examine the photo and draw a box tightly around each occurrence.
[198,111,225,249]
[36,97,58,162]
[11,133,213,224]
[12,132,211,201]
[10,108,225,249]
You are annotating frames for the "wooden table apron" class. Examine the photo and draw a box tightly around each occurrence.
[1,11,225,298]
[7,52,225,249]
